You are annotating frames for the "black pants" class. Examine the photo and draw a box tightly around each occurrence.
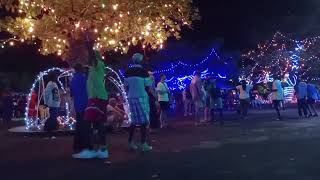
[240,99,250,117]
[44,107,59,132]
[128,124,148,144]
[273,100,281,119]
[90,122,107,149]
[297,99,308,117]
[73,112,92,152]
[149,97,160,129]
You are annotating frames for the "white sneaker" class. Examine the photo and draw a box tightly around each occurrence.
[72,150,96,159]
[96,149,109,159]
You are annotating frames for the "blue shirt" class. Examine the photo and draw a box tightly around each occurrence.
[124,64,152,98]
[297,82,308,99]
[307,84,318,100]
[71,73,88,112]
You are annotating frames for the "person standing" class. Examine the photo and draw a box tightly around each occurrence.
[236,80,253,120]
[1,90,13,129]
[271,78,284,121]
[208,78,224,125]
[307,81,319,117]
[190,71,204,122]
[182,85,193,117]
[296,81,308,118]
[74,40,109,159]
[157,74,170,128]
[44,73,61,132]
[71,64,90,155]
[125,53,153,152]
[148,71,160,130]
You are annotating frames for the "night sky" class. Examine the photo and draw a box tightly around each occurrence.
[1,0,320,73]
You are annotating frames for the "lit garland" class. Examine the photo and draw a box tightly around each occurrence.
[150,48,230,90]
[154,48,222,74]
[0,0,199,63]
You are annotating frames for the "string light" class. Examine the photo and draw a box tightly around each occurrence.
[243,32,320,82]
[0,0,199,60]
[154,48,225,74]
[25,65,132,130]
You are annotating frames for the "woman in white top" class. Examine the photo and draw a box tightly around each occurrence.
[157,74,170,128]
[236,80,253,119]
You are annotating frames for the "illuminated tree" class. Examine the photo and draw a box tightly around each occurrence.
[243,32,320,82]
[0,0,199,64]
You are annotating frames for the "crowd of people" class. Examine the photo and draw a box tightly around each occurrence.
[1,40,320,160]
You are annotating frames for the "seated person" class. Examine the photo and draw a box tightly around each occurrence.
[107,98,128,130]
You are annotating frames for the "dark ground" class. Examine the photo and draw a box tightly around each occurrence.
[1,108,320,180]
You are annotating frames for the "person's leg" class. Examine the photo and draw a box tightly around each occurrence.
[273,100,281,120]
[128,124,136,143]
[184,100,188,116]
[310,103,318,116]
[302,99,308,117]
[95,122,107,150]
[297,99,303,117]
[187,100,192,115]
[140,124,147,144]
[239,100,244,118]
[73,112,82,152]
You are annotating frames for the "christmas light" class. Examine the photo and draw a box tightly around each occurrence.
[0,0,199,62]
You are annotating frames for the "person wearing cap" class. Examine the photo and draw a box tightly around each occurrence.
[124,53,153,151]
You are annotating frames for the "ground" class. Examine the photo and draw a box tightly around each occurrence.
[1,108,320,180]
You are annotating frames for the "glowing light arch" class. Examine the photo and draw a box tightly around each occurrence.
[24,66,130,131]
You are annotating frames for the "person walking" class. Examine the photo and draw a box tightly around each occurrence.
[157,74,170,128]
[296,81,309,118]
[271,77,284,121]
[125,53,153,152]
[190,71,204,122]
[71,64,90,156]
[44,73,61,132]
[236,80,253,120]
[307,81,319,117]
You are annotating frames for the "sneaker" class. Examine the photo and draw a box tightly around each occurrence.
[314,114,319,117]
[96,149,109,159]
[189,113,193,116]
[308,114,313,118]
[140,143,152,152]
[129,142,138,151]
[72,150,96,159]
[184,113,187,117]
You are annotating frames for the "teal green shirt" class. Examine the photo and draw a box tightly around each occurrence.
[87,55,108,100]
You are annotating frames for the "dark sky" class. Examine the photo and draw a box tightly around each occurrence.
[1,0,320,72]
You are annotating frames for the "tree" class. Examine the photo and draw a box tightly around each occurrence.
[0,0,199,64]
[242,32,320,82]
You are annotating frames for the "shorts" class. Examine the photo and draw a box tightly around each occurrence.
[159,101,170,111]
